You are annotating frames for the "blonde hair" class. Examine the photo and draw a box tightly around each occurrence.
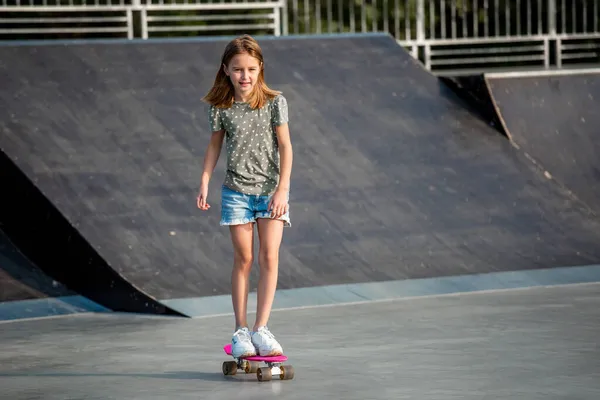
[202,35,280,109]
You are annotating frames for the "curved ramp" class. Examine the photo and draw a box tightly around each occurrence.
[0,228,73,303]
[0,150,183,317]
[1,35,600,317]
[484,71,600,215]
[0,228,107,320]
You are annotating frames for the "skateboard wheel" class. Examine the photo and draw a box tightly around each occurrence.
[245,361,259,374]
[280,365,294,380]
[222,361,237,376]
[257,367,272,382]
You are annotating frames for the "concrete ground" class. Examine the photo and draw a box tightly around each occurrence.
[1,283,600,400]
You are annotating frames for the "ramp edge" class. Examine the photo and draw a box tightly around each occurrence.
[0,295,109,322]
[162,264,600,318]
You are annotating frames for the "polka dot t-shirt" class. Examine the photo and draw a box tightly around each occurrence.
[208,94,288,196]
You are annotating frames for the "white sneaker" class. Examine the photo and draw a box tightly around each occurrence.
[231,327,256,358]
[251,326,283,356]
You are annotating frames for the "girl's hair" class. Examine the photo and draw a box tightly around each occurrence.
[202,34,280,109]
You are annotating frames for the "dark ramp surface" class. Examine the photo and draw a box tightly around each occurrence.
[486,72,600,214]
[0,228,106,320]
[0,151,182,316]
[0,228,73,302]
[1,35,600,314]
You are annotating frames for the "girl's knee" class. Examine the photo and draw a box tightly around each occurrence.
[234,252,253,271]
[258,249,279,267]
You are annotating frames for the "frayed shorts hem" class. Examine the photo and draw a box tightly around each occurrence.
[219,215,291,228]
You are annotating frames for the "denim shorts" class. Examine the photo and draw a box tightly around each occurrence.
[220,185,291,227]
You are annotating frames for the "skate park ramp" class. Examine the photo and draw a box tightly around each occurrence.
[0,150,184,317]
[0,227,107,321]
[2,34,600,318]
[483,71,600,215]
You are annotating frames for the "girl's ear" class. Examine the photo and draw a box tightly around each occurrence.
[222,63,229,76]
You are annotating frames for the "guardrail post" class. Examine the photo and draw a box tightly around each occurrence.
[416,0,425,43]
[416,0,426,67]
[556,39,562,68]
[547,0,558,67]
[547,0,556,35]
[274,4,281,36]
[281,0,288,36]
[140,8,148,39]
[126,8,133,40]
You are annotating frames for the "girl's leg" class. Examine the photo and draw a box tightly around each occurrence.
[229,223,254,329]
[253,218,284,330]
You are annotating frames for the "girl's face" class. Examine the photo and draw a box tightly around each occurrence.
[223,52,261,100]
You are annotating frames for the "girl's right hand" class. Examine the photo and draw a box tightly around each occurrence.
[197,185,210,210]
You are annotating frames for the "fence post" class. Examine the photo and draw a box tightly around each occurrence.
[417,0,425,43]
[416,0,426,67]
[126,8,134,40]
[140,8,148,39]
[273,4,281,36]
[281,0,288,36]
[547,0,558,68]
[547,0,556,35]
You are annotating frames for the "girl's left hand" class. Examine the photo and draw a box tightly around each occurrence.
[269,189,289,219]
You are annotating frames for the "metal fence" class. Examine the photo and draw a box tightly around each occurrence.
[0,0,284,39]
[0,0,135,38]
[285,0,600,73]
[1,0,599,73]
[140,0,283,38]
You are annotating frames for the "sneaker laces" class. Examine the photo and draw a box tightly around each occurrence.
[234,327,251,341]
[259,326,276,340]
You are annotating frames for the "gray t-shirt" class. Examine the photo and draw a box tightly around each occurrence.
[209,94,288,196]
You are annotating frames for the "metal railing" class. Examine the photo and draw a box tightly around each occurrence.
[140,0,283,38]
[284,0,600,72]
[0,0,284,39]
[0,0,135,39]
[1,0,599,73]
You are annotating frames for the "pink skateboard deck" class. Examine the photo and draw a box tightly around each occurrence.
[223,343,287,362]
[222,344,295,381]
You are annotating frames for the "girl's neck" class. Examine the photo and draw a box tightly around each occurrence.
[234,93,249,103]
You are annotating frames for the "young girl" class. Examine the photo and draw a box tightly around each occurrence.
[197,35,293,358]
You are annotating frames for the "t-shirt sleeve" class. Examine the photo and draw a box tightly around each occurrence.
[271,95,289,126]
[208,105,223,131]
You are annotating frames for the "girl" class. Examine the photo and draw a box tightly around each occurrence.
[197,35,293,358]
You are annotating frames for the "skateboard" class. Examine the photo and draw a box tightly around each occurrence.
[222,344,295,382]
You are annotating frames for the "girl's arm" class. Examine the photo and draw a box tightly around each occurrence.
[200,130,226,187]
[197,130,225,210]
[275,123,293,193]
